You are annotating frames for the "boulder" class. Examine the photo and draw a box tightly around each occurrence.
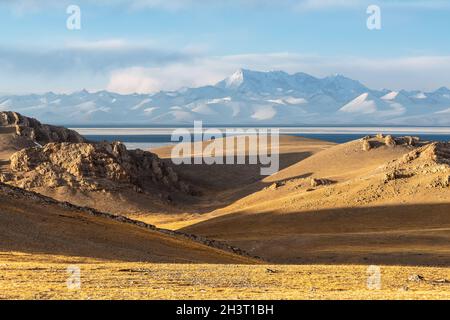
[362,139,372,151]
[384,135,396,147]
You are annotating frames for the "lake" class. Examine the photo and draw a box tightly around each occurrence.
[71,126,450,150]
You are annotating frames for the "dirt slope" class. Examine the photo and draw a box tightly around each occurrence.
[0,183,256,264]
[147,135,334,227]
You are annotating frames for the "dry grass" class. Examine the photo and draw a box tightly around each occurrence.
[1,252,449,300]
[2,131,450,300]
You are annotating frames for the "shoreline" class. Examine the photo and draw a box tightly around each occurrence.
[72,126,450,136]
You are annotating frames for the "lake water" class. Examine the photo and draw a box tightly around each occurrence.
[71,127,450,150]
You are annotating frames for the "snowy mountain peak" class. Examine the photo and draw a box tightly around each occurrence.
[1,69,449,125]
[216,69,292,92]
[217,68,293,90]
[223,69,245,88]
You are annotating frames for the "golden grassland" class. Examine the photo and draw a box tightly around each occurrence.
[1,252,449,300]
[2,132,450,300]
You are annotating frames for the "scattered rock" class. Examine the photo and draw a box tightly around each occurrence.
[429,176,450,188]
[445,176,450,187]
[383,170,410,183]
[383,171,397,183]
[376,133,384,139]
[267,182,281,190]
[266,268,279,274]
[408,274,425,282]
[402,150,420,163]
[400,285,409,292]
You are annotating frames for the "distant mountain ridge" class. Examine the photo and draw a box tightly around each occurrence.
[1,69,450,125]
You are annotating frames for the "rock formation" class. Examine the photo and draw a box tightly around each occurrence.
[382,142,450,187]
[0,111,85,145]
[362,139,372,151]
[2,141,192,195]
[384,135,396,147]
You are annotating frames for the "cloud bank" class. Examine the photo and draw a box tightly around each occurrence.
[107,53,450,93]
[1,40,450,93]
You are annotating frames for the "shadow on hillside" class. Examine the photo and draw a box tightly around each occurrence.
[2,188,450,265]
[0,191,254,264]
[181,203,450,266]
[164,151,313,211]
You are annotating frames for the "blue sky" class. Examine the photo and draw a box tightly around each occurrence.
[0,0,449,93]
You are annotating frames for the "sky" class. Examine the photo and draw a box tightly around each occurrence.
[0,0,449,94]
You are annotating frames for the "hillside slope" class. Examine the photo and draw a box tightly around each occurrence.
[182,137,450,265]
[0,111,198,217]
[0,183,256,264]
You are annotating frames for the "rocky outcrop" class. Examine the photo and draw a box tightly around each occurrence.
[403,136,419,146]
[3,141,192,195]
[0,111,85,145]
[310,178,335,187]
[381,142,450,187]
[420,142,450,165]
[362,139,372,151]
[384,135,396,147]
[360,135,423,153]
[400,142,450,165]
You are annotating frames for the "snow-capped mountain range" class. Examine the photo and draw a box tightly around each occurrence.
[1,69,450,125]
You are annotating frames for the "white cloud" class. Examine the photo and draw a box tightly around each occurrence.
[295,0,363,11]
[2,40,450,94]
[66,39,130,50]
[251,105,277,120]
[107,67,161,94]
[107,61,227,93]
